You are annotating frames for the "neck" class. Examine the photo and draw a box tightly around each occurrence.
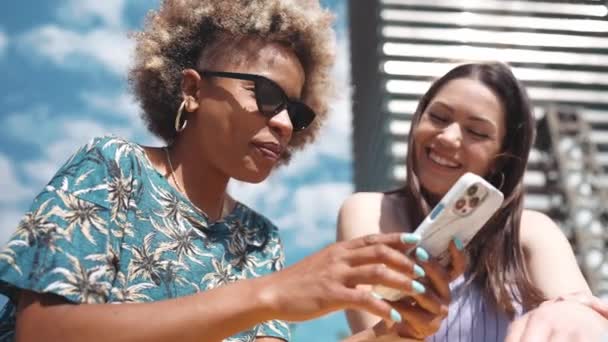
[167,135,231,221]
[421,187,441,207]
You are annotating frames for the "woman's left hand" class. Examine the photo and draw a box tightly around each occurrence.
[505,299,608,341]
[391,239,468,339]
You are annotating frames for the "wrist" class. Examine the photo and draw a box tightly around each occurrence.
[250,274,283,321]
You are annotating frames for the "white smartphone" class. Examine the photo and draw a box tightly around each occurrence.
[373,172,504,301]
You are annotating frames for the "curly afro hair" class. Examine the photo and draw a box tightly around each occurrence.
[129,0,336,163]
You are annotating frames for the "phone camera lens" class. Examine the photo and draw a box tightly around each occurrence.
[455,198,466,210]
[469,196,480,208]
[467,185,478,196]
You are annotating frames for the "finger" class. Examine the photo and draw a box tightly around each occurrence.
[346,244,422,278]
[344,289,405,324]
[344,265,425,297]
[343,233,420,252]
[409,288,449,317]
[393,321,426,340]
[505,313,529,342]
[414,248,451,301]
[391,303,444,337]
[586,297,608,318]
[447,238,467,281]
[370,319,392,336]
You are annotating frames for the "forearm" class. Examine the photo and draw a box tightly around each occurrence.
[17,277,275,342]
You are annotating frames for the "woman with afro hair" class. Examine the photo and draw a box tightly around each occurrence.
[0,1,429,341]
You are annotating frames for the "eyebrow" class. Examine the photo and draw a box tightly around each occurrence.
[430,101,498,129]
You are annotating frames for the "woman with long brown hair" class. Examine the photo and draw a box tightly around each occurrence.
[339,62,608,341]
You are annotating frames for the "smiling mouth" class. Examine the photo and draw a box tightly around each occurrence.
[426,148,461,169]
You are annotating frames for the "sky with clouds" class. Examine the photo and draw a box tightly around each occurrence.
[0,0,354,340]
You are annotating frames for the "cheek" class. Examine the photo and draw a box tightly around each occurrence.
[466,144,500,174]
[412,122,433,143]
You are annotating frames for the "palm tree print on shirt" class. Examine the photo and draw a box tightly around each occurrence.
[0,136,290,341]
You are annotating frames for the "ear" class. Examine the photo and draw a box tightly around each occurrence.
[181,69,202,112]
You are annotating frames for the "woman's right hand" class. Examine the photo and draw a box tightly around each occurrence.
[257,232,425,323]
[390,239,467,339]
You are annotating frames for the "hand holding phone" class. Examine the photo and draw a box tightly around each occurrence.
[373,172,504,301]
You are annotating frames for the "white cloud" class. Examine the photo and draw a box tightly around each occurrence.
[82,92,141,125]
[0,29,8,56]
[0,208,23,245]
[275,182,353,248]
[231,179,352,248]
[0,154,34,205]
[81,92,162,146]
[22,118,131,185]
[229,174,290,215]
[21,25,133,75]
[316,35,352,159]
[1,106,136,186]
[279,146,322,177]
[2,106,53,143]
[57,0,126,28]
[0,153,35,245]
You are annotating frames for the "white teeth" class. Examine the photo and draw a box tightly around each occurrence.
[429,151,460,168]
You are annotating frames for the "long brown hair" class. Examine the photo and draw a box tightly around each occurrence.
[401,62,544,316]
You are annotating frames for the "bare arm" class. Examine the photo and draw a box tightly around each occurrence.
[337,193,387,333]
[17,231,422,342]
[502,210,607,341]
[519,209,591,298]
[16,276,276,342]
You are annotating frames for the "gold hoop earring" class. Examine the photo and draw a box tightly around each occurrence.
[175,100,188,133]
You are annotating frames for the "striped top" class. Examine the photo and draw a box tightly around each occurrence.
[427,277,519,342]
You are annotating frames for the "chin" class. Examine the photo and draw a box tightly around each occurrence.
[233,168,272,184]
[230,156,276,183]
[418,173,455,198]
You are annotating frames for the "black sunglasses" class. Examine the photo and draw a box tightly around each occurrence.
[199,70,316,132]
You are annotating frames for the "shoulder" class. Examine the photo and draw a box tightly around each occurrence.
[52,135,137,174]
[338,191,404,241]
[520,209,562,236]
[47,135,141,207]
[340,192,385,214]
[236,201,281,238]
[85,135,142,163]
[519,209,568,253]
[73,135,135,157]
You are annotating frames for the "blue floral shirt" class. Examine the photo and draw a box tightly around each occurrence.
[0,136,290,341]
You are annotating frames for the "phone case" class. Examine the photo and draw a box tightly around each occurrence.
[373,172,504,301]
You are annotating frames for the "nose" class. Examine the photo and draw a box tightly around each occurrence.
[268,109,293,139]
[436,122,462,148]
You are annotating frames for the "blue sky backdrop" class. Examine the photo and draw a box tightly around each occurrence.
[0,0,353,340]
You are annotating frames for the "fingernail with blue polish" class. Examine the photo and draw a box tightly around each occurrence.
[416,247,430,262]
[401,233,421,244]
[413,264,425,278]
[390,308,403,323]
[412,280,426,294]
[453,237,464,251]
[371,292,383,300]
